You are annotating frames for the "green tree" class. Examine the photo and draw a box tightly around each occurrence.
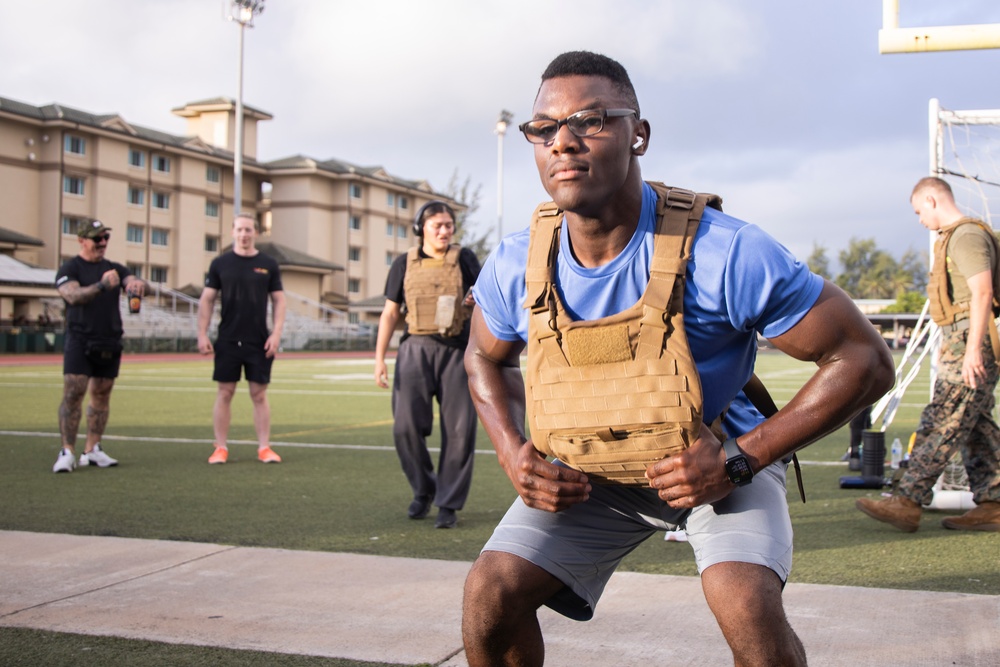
[835,237,925,299]
[807,243,832,280]
[445,169,493,263]
[882,291,927,314]
[836,238,881,297]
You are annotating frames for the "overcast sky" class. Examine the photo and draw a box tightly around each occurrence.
[3,0,1000,268]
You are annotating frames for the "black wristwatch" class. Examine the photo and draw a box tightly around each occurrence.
[723,438,754,487]
[95,281,106,292]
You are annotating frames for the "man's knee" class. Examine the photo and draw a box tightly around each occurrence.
[702,562,805,666]
[88,378,115,406]
[216,382,238,402]
[464,551,554,627]
[62,374,88,405]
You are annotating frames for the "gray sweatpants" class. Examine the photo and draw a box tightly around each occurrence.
[391,336,477,510]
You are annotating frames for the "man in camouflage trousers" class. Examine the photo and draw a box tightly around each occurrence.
[857,177,1000,532]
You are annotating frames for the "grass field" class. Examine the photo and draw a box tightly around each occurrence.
[0,349,997,664]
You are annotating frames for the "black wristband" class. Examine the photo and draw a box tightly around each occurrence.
[96,281,105,292]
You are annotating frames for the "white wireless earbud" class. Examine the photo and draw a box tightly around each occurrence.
[632,137,644,149]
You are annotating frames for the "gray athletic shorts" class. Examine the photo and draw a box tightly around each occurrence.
[481,461,793,621]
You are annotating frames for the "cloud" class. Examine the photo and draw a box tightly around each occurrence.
[2,0,999,269]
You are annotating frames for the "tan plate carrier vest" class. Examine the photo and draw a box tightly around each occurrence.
[929,219,1000,359]
[523,183,722,485]
[403,244,469,337]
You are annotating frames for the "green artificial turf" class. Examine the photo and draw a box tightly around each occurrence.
[0,350,997,665]
[0,627,408,667]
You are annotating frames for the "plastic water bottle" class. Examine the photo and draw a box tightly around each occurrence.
[890,437,903,469]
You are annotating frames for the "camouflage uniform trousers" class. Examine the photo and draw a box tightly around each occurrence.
[898,328,1000,505]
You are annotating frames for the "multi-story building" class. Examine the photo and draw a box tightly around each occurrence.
[0,94,463,326]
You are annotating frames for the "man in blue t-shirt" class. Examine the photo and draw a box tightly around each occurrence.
[461,51,894,667]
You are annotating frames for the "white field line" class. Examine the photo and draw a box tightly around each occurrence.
[0,430,850,466]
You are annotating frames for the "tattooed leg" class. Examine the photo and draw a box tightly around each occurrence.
[85,377,115,452]
[59,374,89,451]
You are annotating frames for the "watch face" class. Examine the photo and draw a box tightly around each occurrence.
[726,456,754,486]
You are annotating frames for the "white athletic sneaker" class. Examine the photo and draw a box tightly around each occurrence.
[81,443,118,468]
[53,448,76,473]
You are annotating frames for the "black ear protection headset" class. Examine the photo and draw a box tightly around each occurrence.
[412,200,457,237]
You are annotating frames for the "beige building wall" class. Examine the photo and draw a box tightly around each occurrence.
[0,95,462,322]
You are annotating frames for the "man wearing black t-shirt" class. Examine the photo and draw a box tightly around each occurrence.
[374,201,481,528]
[197,214,286,464]
[52,219,147,473]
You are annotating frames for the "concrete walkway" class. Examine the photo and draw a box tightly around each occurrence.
[1,530,997,666]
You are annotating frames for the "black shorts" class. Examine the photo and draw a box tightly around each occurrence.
[213,339,273,384]
[63,333,122,379]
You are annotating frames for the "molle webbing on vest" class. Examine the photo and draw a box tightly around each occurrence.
[929,219,1000,361]
[929,219,1000,325]
[523,182,721,485]
[403,245,468,337]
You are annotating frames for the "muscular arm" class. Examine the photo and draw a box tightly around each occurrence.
[648,281,895,507]
[464,308,590,511]
[961,269,992,389]
[197,287,218,354]
[374,300,402,388]
[57,269,120,306]
[265,290,286,357]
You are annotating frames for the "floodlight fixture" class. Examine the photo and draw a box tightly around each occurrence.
[226,0,265,217]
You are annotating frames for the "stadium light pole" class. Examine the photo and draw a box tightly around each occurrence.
[494,110,514,246]
[227,0,265,218]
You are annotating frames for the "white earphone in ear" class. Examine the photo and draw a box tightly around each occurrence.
[632,137,644,149]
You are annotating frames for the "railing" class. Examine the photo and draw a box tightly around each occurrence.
[0,284,375,354]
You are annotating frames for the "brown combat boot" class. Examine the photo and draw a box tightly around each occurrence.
[941,501,1000,532]
[856,495,921,532]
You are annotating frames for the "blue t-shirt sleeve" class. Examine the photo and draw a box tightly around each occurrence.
[472,230,531,342]
[723,224,824,339]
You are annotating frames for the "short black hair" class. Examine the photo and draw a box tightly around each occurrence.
[540,51,640,116]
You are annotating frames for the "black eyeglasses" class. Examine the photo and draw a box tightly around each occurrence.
[91,234,110,243]
[519,108,637,144]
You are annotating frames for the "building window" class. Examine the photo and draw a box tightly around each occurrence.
[348,312,360,325]
[127,187,145,206]
[205,235,219,252]
[61,216,83,235]
[387,193,395,207]
[127,264,143,280]
[386,222,394,237]
[153,155,171,173]
[151,229,169,247]
[129,149,145,168]
[206,166,220,183]
[400,196,409,210]
[350,183,362,199]
[63,176,85,196]
[349,215,362,231]
[397,224,407,239]
[150,266,168,283]
[348,278,360,294]
[126,225,144,244]
[152,192,170,210]
[205,201,219,218]
[64,135,85,155]
[348,247,361,262]
[386,252,394,266]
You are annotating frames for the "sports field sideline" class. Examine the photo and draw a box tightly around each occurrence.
[0,350,998,665]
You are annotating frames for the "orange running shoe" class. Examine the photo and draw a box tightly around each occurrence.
[258,446,281,463]
[208,447,229,465]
